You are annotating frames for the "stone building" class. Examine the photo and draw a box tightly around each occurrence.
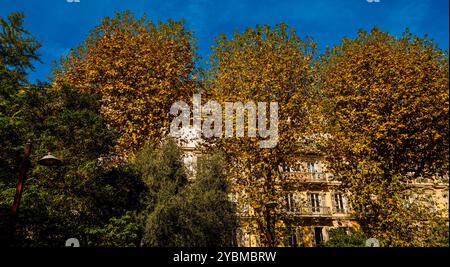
[177,127,449,247]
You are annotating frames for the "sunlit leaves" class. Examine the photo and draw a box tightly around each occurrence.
[53,11,197,154]
[318,27,449,246]
[208,24,319,246]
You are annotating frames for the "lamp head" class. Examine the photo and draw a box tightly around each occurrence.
[38,152,62,166]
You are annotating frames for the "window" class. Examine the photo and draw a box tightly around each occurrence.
[307,162,316,173]
[402,194,415,208]
[333,193,346,213]
[286,226,303,247]
[286,193,297,212]
[287,230,298,247]
[281,163,290,172]
[313,227,324,246]
[288,162,302,172]
[309,193,321,213]
[183,154,197,174]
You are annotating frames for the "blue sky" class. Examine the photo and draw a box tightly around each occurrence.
[1,0,448,82]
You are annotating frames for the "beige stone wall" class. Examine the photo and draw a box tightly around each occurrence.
[233,157,448,247]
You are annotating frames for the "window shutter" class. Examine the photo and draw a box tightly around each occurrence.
[296,227,304,247]
[321,193,326,213]
[343,195,348,212]
[307,193,311,212]
[292,193,297,212]
[331,192,336,212]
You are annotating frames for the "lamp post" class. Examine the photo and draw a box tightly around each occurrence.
[265,200,278,247]
[38,152,63,167]
[10,142,61,217]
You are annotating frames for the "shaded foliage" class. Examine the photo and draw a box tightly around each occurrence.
[0,84,146,246]
[324,228,367,247]
[139,141,237,247]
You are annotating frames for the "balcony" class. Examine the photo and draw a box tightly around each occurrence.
[286,206,332,218]
[283,172,338,185]
[406,176,449,189]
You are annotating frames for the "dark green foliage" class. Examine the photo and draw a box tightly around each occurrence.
[0,11,43,245]
[84,211,143,247]
[136,139,189,246]
[133,139,188,212]
[428,222,450,247]
[0,12,146,245]
[0,11,41,189]
[324,228,368,247]
[0,12,41,97]
[186,152,238,246]
[139,142,237,247]
[0,84,146,246]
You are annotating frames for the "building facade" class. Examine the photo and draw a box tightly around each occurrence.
[178,128,449,247]
[232,157,449,247]
[233,157,359,247]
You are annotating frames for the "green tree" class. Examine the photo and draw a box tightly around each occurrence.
[0,12,41,97]
[0,11,41,190]
[138,140,237,246]
[1,84,145,246]
[0,11,41,244]
[134,139,188,246]
[180,151,237,246]
[324,228,367,247]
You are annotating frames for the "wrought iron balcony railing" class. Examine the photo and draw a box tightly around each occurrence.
[406,175,449,188]
[286,206,332,217]
[282,172,338,184]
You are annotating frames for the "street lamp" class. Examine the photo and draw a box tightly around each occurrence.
[265,200,278,247]
[38,152,62,166]
[265,201,278,209]
[10,142,61,217]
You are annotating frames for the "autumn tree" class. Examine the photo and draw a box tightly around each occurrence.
[317,28,449,246]
[53,11,197,154]
[207,24,319,246]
